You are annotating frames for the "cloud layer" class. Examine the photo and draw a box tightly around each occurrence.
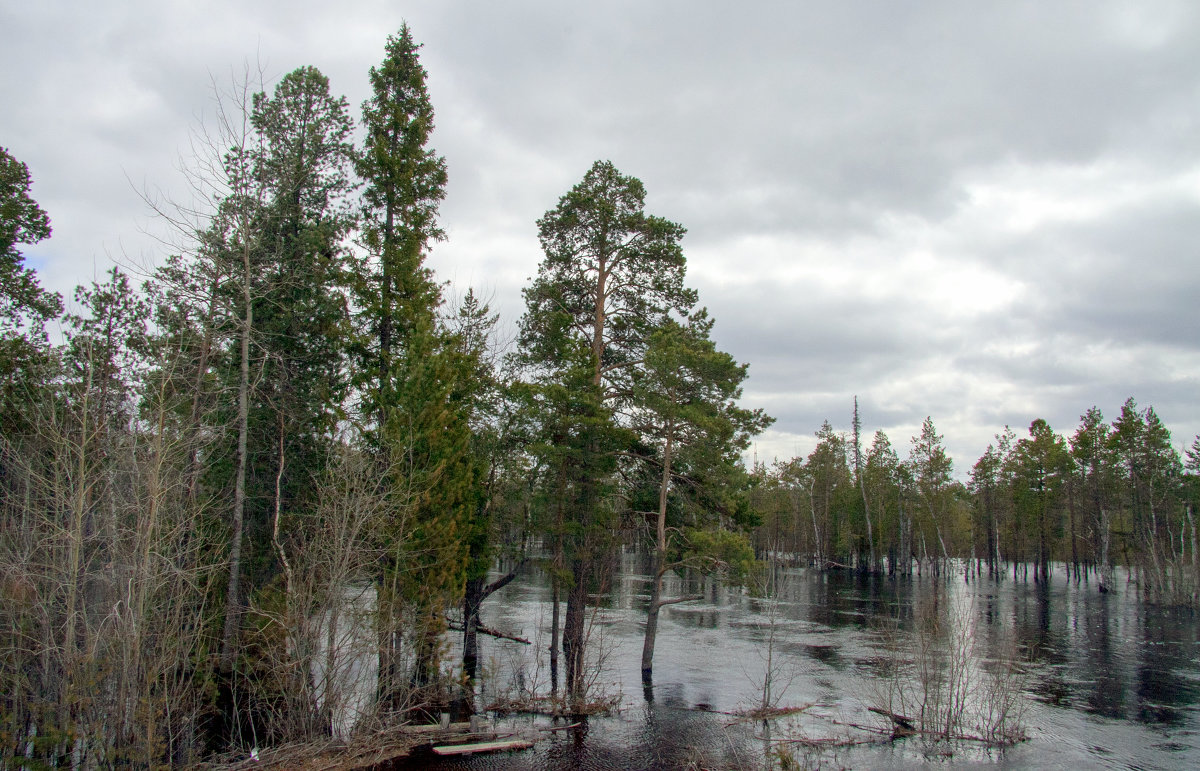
[3,0,1198,471]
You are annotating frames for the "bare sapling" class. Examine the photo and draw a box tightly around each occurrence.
[741,568,806,720]
[868,588,1028,747]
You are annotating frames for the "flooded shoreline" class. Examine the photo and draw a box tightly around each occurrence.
[392,552,1200,769]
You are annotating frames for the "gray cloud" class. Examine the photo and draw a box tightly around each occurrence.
[3,0,1199,472]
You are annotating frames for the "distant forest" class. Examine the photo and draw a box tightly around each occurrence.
[2,24,1198,769]
[751,400,1199,601]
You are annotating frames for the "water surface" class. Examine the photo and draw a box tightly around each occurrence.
[401,553,1199,769]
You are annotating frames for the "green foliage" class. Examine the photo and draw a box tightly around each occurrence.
[0,147,62,432]
[1005,419,1071,575]
[0,147,61,338]
[251,64,356,435]
[865,430,903,564]
[214,65,359,598]
[63,266,151,418]
[354,23,448,433]
[1106,398,1186,598]
[908,416,960,564]
[633,312,772,529]
[519,160,702,696]
[351,27,483,691]
[680,527,758,583]
[522,159,696,392]
[518,160,699,562]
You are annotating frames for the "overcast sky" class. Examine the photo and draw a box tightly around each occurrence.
[3,1,1198,472]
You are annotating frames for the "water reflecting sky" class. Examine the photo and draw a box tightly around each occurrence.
[400,553,1200,770]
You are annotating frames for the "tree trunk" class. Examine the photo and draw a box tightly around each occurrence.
[549,579,560,695]
[1098,507,1113,593]
[852,398,875,572]
[641,428,672,681]
[219,239,252,676]
[375,185,395,433]
[462,576,484,684]
[375,557,404,714]
[934,521,950,577]
[1067,481,1079,582]
[462,564,523,683]
[809,481,821,568]
[562,558,587,709]
[641,573,663,683]
[1185,502,1198,605]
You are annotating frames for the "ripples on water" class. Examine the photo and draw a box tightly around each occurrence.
[397,554,1199,770]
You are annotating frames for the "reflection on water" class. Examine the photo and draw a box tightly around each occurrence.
[401,552,1200,769]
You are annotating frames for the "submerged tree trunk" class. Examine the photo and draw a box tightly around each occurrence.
[641,568,663,682]
[562,558,587,708]
[549,579,560,695]
[376,539,406,713]
[934,521,950,578]
[641,430,672,681]
[1098,508,1113,593]
[462,564,523,683]
[462,576,484,684]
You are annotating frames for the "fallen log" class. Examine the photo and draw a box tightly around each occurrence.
[476,623,531,645]
[446,621,531,645]
[432,739,535,756]
[867,706,916,733]
[538,721,582,732]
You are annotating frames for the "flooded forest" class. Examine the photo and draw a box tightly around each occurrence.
[2,24,1199,771]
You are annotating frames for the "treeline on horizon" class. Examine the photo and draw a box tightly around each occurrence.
[751,400,1200,602]
[2,22,1199,770]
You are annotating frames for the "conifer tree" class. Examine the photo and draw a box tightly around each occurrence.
[1184,436,1200,604]
[1110,398,1184,599]
[971,441,1005,577]
[909,416,954,573]
[0,147,62,432]
[1007,419,1071,583]
[354,25,477,700]
[520,160,695,704]
[852,397,877,572]
[355,23,447,435]
[213,65,355,717]
[632,311,770,680]
[864,430,903,574]
[1072,406,1118,589]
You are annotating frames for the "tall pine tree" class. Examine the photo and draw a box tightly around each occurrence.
[520,160,696,703]
[632,312,770,680]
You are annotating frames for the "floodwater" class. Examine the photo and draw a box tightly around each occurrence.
[398,552,1200,770]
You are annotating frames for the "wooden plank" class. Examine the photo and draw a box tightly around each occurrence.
[432,739,535,756]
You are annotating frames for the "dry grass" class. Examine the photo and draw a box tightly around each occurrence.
[191,723,420,771]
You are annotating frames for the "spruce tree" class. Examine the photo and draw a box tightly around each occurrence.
[1008,419,1071,583]
[355,25,477,701]
[355,23,447,435]
[909,416,953,572]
